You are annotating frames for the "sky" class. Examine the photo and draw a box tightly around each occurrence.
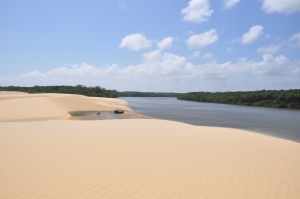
[1,0,300,92]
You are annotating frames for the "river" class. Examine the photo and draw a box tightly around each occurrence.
[123,97,300,142]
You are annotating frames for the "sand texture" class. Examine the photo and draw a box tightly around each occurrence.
[0,92,299,199]
[0,92,132,122]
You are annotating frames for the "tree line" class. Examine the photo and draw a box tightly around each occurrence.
[177,90,300,109]
[0,85,119,98]
[118,91,179,97]
[1,86,300,109]
[0,86,178,98]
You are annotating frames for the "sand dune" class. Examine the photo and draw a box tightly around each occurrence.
[0,92,299,199]
[0,92,131,122]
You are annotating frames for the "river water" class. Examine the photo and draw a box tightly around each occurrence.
[122,97,300,142]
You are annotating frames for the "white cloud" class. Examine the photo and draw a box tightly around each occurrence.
[257,44,281,55]
[290,32,300,47]
[143,50,162,62]
[158,37,174,50]
[258,53,291,76]
[224,0,240,9]
[187,29,219,49]
[120,33,152,51]
[241,25,264,45]
[4,52,300,91]
[182,0,213,23]
[262,0,300,14]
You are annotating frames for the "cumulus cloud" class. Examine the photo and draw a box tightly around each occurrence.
[241,25,264,45]
[224,0,240,9]
[187,29,219,49]
[120,33,152,51]
[158,37,174,50]
[290,32,300,47]
[3,51,299,91]
[143,50,162,62]
[262,0,300,14]
[182,0,213,23]
[257,44,281,55]
[258,53,292,76]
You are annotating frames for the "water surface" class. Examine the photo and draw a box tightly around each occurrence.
[123,97,300,142]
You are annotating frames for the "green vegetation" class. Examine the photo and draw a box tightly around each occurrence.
[0,85,118,98]
[0,86,178,98]
[177,90,300,109]
[118,91,179,97]
[1,85,300,110]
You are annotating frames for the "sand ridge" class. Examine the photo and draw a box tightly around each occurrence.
[0,92,131,122]
[0,92,299,199]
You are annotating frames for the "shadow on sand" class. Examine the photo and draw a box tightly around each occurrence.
[69,110,146,120]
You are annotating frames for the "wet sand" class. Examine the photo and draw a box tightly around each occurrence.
[69,110,147,120]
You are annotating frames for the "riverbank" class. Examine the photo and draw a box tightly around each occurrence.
[124,97,300,142]
[0,91,141,122]
[178,90,300,109]
[0,92,300,199]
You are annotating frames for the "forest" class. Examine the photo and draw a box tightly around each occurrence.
[177,90,300,109]
[1,86,300,109]
[0,86,179,98]
[118,91,179,97]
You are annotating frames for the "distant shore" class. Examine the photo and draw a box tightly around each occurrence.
[1,86,300,110]
[0,91,300,199]
[177,90,300,109]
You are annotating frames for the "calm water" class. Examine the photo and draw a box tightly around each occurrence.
[122,97,300,142]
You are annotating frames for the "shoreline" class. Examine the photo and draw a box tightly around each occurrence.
[1,92,300,199]
[123,97,300,143]
[0,91,298,142]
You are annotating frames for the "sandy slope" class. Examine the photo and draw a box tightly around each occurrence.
[0,92,130,122]
[0,92,299,199]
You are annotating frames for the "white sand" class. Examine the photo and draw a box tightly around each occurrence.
[0,92,130,121]
[0,92,299,199]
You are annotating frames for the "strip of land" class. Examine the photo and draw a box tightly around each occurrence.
[178,90,300,109]
[2,86,300,109]
[0,91,135,122]
[0,92,299,199]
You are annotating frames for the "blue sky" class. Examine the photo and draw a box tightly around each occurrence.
[1,0,300,91]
